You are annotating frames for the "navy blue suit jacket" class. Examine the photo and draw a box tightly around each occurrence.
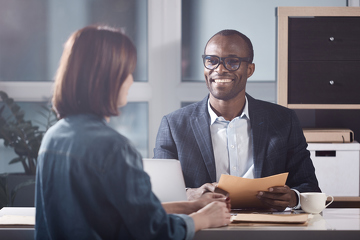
[154,94,320,193]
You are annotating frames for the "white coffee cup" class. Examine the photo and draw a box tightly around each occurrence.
[300,192,334,214]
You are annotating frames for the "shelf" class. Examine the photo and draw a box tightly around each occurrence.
[277,7,360,109]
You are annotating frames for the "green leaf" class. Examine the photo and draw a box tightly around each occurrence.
[24,128,35,135]
[9,157,23,165]
[26,133,36,140]
[14,146,28,156]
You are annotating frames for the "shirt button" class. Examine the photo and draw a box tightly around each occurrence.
[231,145,234,148]
[233,167,236,170]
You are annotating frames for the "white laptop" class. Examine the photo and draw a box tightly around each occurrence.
[143,158,188,202]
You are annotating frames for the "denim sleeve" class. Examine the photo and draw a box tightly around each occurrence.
[90,140,192,240]
[175,214,195,240]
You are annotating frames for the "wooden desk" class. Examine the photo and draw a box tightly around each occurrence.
[195,208,360,240]
[1,208,360,240]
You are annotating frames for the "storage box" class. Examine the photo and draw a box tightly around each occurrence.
[303,128,354,143]
[307,142,360,196]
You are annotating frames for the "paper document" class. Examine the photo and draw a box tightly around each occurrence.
[217,172,289,209]
[231,213,310,224]
[0,215,35,227]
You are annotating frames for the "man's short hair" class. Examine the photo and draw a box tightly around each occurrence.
[204,29,254,63]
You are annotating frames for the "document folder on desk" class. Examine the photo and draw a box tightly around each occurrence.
[217,173,288,209]
[231,213,310,224]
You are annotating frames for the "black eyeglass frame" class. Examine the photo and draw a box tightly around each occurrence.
[202,55,251,71]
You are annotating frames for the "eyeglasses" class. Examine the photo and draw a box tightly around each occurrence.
[202,55,251,71]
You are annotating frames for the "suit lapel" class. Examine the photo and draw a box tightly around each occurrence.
[190,96,216,182]
[247,94,267,178]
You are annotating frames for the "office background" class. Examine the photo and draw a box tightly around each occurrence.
[0,0,357,174]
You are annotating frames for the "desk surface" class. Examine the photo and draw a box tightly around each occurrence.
[0,208,359,240]
[195,208,360,240]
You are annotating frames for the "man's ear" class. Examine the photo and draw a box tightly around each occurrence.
[247,63,255,78]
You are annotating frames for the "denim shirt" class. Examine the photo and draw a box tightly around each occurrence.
[35,114,194,240]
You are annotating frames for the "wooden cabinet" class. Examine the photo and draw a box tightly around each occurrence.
[288,61,360,104]
[288,17,360,61]
[278,7,360,197]
[277,7,360,109]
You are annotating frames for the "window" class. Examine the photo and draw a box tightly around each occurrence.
[0,0,149,174]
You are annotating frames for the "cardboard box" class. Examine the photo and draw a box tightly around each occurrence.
[303,128,354,143]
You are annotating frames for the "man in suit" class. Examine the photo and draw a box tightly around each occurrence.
[154,29,320,211]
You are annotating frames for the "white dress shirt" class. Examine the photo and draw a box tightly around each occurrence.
[208,97,254,182]
[208,98,301,209]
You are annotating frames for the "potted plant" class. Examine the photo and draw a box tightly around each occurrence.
[0,90,57,208]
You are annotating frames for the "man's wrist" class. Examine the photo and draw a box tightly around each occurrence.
[186,187,202,201]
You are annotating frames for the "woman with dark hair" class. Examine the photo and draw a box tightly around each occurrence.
[35,26,230,240]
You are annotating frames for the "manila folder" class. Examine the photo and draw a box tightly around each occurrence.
[217,172,289,209]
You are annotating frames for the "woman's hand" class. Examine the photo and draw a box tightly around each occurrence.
[190,201,231,231]
[162,192,230,214]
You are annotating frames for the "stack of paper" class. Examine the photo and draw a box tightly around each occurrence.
[0,207,35,228]
[0,215,35,228]
[231,213,310,224]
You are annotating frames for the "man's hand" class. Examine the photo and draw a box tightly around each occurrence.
[192,192,231,212]
[186,182,217,201]
[256,185,297,211]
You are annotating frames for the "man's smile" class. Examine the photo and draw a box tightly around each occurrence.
[213,79,233,83]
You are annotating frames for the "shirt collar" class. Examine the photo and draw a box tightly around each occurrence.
[208,96,250,125]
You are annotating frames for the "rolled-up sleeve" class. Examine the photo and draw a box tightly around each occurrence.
[175,214,195,240]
